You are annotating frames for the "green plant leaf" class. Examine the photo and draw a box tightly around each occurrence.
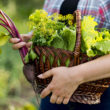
[81,16,99,56]
[50,31,64,49]
[93,40,110,54]
[61,26,76,51]
[0,32,9,46]
[27,9,110,61]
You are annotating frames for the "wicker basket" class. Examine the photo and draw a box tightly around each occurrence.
[1,9,109,105]
[0,9,109,105]
[23,10,110,104]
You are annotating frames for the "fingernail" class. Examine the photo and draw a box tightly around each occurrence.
[16,38,21,42]
[38,74,43,78]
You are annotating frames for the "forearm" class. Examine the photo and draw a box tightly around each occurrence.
[90,73,110,81]
[70,54,110,84]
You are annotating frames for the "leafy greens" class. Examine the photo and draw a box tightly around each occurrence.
[25,9,110,62]
[81,16,110,57]
[0,32,9,54]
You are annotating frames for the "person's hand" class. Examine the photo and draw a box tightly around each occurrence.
[9,31,33,50]
[38,67,83,105]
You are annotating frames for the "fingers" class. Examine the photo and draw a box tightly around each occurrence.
[38,69,53,79]
[50,96,69,104]
[26,41,32,48]
[9,38,20,44]
[63,97,70,105]
[50,95,69,104]
[21,31,33,42]
[10,38,32,50]
[56,97,64,104]
[9,38,25,50]
[9,37,32,50]
[50,94,58,104]
[12,42,26,50]
[10,31,33,44]
[40,86,51,98]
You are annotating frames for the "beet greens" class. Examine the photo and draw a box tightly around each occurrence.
[0,10,28,64]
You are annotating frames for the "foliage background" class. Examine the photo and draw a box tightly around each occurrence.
[0,0,44,109]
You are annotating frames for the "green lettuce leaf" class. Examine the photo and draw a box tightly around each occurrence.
[93,40,110,54]
[81,16,99,57]
[50,31,64,49]
[100,30,110,40]
[61,26,76,51]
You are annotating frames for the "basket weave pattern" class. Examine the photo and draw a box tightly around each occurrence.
[25,10,110,104]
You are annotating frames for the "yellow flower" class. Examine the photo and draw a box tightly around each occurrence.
[68,20,73,26]
[66,14,74,20]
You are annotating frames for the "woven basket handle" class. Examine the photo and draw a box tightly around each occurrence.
[73,10,81,65]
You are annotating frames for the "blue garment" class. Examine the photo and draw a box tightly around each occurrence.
[39,96,75,110]
[39,87,110,110]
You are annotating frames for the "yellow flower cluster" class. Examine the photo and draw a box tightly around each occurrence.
[58,14,74,26]
[29,10,74,38]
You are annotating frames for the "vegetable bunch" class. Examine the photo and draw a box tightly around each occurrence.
[0,10,28,63]
[81,16,110,56]
[0,9,110,64]
[29,10,76,50]
[26,9,110,63]
[25,10,77,63]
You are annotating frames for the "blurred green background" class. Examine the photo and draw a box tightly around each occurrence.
[0,0,44,110]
